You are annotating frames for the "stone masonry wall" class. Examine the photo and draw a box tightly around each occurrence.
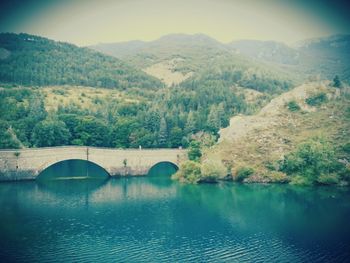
[0,146,187,181]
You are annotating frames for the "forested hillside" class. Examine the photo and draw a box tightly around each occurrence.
[91,34,297,91]
[1,33,346,151]
[0,83,247,149]
[0,33,162,89]
[93,33,350,87]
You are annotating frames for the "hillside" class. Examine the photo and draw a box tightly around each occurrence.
[91,34,350,88]
[91,34,297,90]
[229,35,350,83]
[228,40,300,65]
[0,33,162,89]
[92,33,350,90]
[203,81,350,183]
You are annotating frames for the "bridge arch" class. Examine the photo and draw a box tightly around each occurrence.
[36,159,110,180]
[147,161,179,177]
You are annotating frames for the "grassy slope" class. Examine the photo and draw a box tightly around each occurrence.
[204,81,350,181]
[41,86,141,112]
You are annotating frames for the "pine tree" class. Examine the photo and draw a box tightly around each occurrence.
[333,75,343,88]
[207,105,221,132]
[185,111,196,135]
[158,117,168,147]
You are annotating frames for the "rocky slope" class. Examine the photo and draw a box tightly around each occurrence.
[205,81,349,182]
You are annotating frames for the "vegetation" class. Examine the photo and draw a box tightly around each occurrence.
[0,33,297,150]
[31,119,71,147]
[172,158,227,184]
[235,167,255,182]
[280,138,347,185]
[0,83,248,149]
[172,160,202,184]
[200,159,227,182]
[332,75,343,88]
[199,82,349,186]
[0,33,161,89]
[286,100,301,112]
[305,92,327,106]
[187,141,202,161]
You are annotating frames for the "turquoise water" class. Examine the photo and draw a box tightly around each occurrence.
[0,161,350,262]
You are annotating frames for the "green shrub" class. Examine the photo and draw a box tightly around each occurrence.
[188,141,202,161]
[280,137,345,185]
[236,167,254,182]
[305,93,327,106]
[342,142,350,154]
[290,175,312,186]
[52,89,66,96]
[286,100,301,112]
[317,174,340,185]
[200,159,227,182]
[264,171,290,183]
[332,75,343,88]
[172,160,201,184]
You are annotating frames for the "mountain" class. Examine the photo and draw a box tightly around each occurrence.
[90,40,147,58]
[0,33,162,89]
[90,34,296,91]
[228,35,350,83]
[296,34,350,82]
[90,33,226,60]
[228,40,300,65]
[295,34,350,57]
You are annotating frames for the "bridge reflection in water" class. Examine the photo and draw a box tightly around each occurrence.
[35,159,178,210]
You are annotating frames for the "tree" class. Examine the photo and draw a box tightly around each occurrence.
[185,111,196,135]
[172,160,202,184]
[332,75,343,88]
[74,116,111,147]
[31,119,71,147]
[111,117,139,148]
[188,141,202,161]
[280,138,343,185]
[28,95,47,123]
[0,121,21,149]
[169,127,183,148]
[158,117,168,147]
[145,108,161,132]
[201,159,227,182]
[207,105,221,133]
[129,128,156,148]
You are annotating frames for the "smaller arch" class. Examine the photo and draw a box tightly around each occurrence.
[36,159,110,181]
[147,161,179,177]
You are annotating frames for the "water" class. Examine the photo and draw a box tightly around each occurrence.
[0,161,350,262]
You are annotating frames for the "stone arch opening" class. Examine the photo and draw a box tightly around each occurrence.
[147,161,179,177]
[37,159,110,181]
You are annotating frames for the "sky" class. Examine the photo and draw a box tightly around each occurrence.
[0,0,349,46]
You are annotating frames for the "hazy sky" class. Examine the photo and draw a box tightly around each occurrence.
[0,0,349,46]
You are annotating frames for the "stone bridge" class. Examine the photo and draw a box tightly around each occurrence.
[0,146,187,181]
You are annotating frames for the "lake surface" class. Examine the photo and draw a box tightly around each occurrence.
[0,161,350,262]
